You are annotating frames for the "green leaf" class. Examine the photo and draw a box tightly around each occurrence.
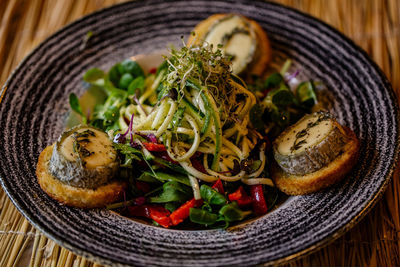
[269,84,294,107]
[143,171,191,186]
[152,157,187,175]
[69,93,86,124]
[296,81,317,108]
[119,73,134,89]
[108,63,122,87]
[113,143,142,156]
[165,202,181,212]
[137,172,161,183]
[91,89,127,128]
[264,73,283,89]
[83,68,105,83]
[121,59,145,78]
[149,181,191,203]
[189,208,218,225]
[219,202,251,222]
[113,143,142,164]
[127,76,145,96]
[103,105,119,121]
[200,184,226,206]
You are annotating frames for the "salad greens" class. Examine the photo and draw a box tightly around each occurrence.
[70,43,318,229]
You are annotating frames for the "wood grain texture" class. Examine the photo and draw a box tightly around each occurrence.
[0,0,398,266]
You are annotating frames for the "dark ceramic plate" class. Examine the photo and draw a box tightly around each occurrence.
[0,0,399,266]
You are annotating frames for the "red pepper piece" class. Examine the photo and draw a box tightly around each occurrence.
[142,142,166,152]
[170,198,203,226]
[128,205,172,228]
[228,186,252,207]
[149,67,157,74]
[250,185,268,215]
[212,179,225,194]
[148,206,172,228]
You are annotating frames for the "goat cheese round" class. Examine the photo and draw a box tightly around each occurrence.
[273,112,349,175]
[49,125,119,189]
[204,15,257,74]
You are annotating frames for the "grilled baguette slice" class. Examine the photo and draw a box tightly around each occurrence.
[37,145,126,208]
[188,14,271,77]
[271,112,360,195]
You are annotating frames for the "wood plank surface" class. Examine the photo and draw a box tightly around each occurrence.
[0,0,399,266]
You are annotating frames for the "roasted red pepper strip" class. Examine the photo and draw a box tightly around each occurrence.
[170,198,203,226]
[128,205,172,228]
[212,179,225,194]
[228,186,252,207]
[148,206,172,228]
[250,185,268,215]
[142,142,166,152]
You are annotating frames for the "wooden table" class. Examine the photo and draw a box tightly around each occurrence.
[0,0,399,266]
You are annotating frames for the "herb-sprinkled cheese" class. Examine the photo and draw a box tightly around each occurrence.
[277,112,332,155]
[49,125,119,189]
[204,15,256,74]
[273,112,349,175]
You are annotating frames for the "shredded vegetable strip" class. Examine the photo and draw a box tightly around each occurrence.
[189,175,201,200]
[156,99,177,137]
[139,70,164,103]
[166,113,200,161]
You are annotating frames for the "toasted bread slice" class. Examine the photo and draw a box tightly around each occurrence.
[36,145,126,208]
[188,13,271,76]
[271,127,360,195]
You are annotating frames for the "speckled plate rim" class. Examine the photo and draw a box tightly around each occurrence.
[0,0,399,266]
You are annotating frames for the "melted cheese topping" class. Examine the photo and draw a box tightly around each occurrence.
[204,15,256,74]
[60,128,116,169]
[205,16,246,45]
[226,33,254,74]
[277,116,333,155]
